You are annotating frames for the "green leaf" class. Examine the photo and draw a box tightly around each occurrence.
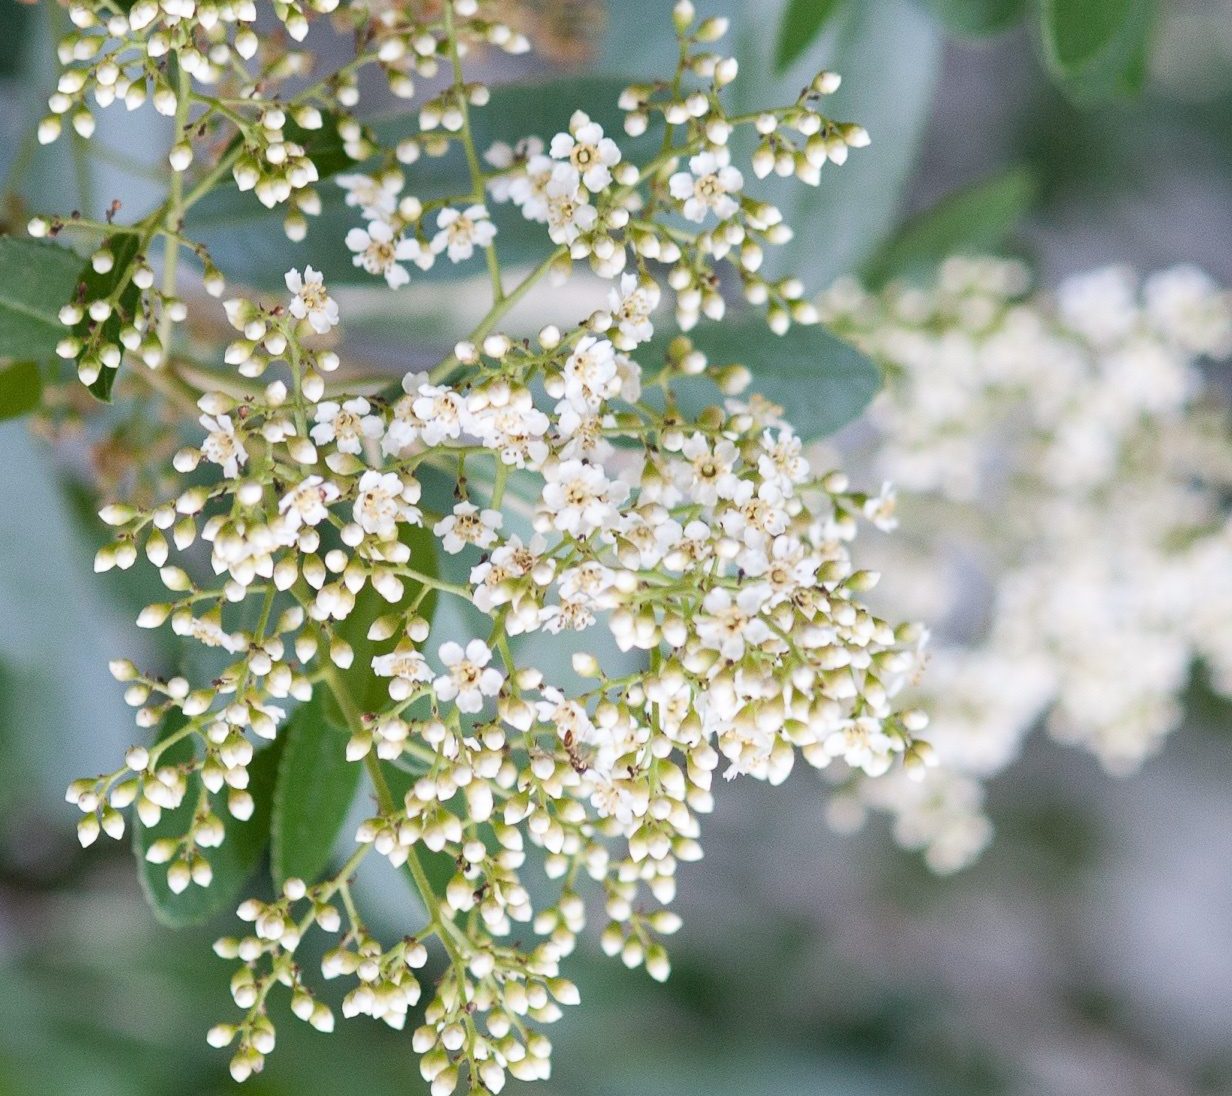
[861,167,1036,287]
[287,114,354,182]
[927,0,1025,36]
[71,232,143,402]
[1039,0,1156,102]
[0,237,82,360]
[270,694,360,886]
[775,0,847,72]
[0,360,41,420]
[648,315,881,439]
[0,0,31,78]
[134,727,284,928]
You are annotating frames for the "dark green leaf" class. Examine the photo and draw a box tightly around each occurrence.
[0,0,30,77]
[0,237,82,359]
[270,694,360,886]
[71,232,143,402]
[775,0,848,72]
[0,360,41,420]
[287,114,354,182]
[646,315,881,439]
[1039,0,1156,102]
[927,0,1025,37]
[861,167,1036,287]
[134,726,284,928]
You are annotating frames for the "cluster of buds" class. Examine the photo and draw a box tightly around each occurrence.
[48,0,933,1090]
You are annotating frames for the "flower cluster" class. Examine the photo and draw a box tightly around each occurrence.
[48,0,929,1091]
[817,257,1232,871]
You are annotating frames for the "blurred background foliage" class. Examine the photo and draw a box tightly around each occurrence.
[1,0,1231,1093]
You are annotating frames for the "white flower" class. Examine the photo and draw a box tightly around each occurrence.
[431,204,497,263]
[549,111,621,194]
[172,611,246,653]
[381,371,430,457]
[285,266,339,334]
[696,585,772,661]
[678,433,741,505]
[545,171,597,246]
[554,403,615,463]
[720,479,791,547]
[822,717,900,777]
[467,385,550,468]
[345,220,432,288]
[353,470,421,540]
[669,149,743,223]
[740,534,819,603]
[557,561,618,612]
[278,475,340,532]
[336,172,402,218]
[608,274,659,349]
[486,137,545,205]
[612,509,677,569]
[540,459,626,538]
[663,518,716,572]
[1144,264,1232,355]
[311,398,383,454]
[470,534,551,614]
[863,481,898,531]
[410,384,465,446]
[508,153,556,221]
[200,413,247,478]
[483,141,516,198]
[562,336,618,411]
[433,501,502,554]
[433,639,503,713]
[372,642,432,701]
[757,428,808,498]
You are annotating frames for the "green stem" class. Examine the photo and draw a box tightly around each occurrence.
[443,0,504,302]
[428,247,565,383]
[318,658,468,963]
[158,61,191,352]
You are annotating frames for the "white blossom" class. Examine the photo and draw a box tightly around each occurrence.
[431,205,496,263]
[278,476,340,532]
[311,398,383,454]
[549,111,621,193]
[345,219,432,288]
[353,470,421,539]
[669,149,743,223]
[285,266,338,334]
[433,501,502,554]
[200,414,247,478]
[433,640,503,713]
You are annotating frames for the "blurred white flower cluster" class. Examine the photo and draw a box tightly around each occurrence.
[819,257,1232,872]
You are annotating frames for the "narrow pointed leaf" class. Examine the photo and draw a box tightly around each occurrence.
[775,0,848,72]
[270,695,360,886]
[861,167,1036,287]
